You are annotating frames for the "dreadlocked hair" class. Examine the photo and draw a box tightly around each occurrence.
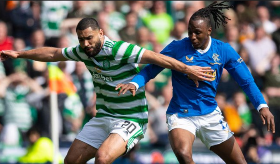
[190,1,233,29]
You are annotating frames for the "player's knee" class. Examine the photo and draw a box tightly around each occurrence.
[64,155,76,164]
[173,148,193,163]
[64,154,83,164]
[95,151,112,164]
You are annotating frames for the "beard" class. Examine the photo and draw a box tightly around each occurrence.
[84,39,102,58]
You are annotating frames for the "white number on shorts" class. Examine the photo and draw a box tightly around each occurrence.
[121,121,136,133]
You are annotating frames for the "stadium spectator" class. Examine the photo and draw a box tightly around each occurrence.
[242,23,276,90]
[142,1,174,44]
[40,1,73,47]
[71,61,95,126]
[224,25,241,52]
[127,1,147,28]
[118,11,138,44]
[18,125,64,163]
[216,92,243,134]
[0,61,5,127]
[136,27,153,51]
[146,78,172,149]
[24,29,48,80]
[256,6,277,34]
[216,69,240,100]
[0,21,13,51]
[233,91,252,131]
[9,1,40,44]
[163,21,188,46]
[57,35,76,75]
[263,55,280,145]
[67,1,93,19]
[0,72,43,138]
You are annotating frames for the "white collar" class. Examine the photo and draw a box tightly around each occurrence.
[194,36,211,54]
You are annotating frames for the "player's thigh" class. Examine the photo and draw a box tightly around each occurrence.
[169,128,195,153]
[65,139,97,164]
[95,119,146,163]
[96,133,128,163]
[210,136,246,164]
[167,114,196,154]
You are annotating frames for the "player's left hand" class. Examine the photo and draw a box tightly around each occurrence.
[115,83,137,96]
[187,65,214,87]
[259,107,275,133]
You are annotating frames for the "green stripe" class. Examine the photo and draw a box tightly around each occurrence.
[93,82,117,92]
[96,104,148,115]
[95,113,148,124]
[111,69,137,81]
[127,130,142,148]
[64,48,76,61]
[121,44,135,64]
[72,47,84,61]
[104,44,113,48]
[112,41,125,58]
[94,55,114,62]
[134,48,143,63]
[105,41,114,47]
[70,47,97,67]
[96,91,146,103]
[104,41,113,47]
[78,45,85,53]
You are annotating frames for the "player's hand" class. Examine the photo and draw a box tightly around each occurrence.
[187,65,214,87]
[259,107,275,133]
[0,50,19,61]
[115,83,136,96]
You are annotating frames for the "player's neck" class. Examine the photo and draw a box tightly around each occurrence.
[201,37,210,50]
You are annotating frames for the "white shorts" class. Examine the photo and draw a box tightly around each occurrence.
[76,117,147,153]
[167,107,233,149]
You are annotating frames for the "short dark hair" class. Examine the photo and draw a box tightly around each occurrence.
[76,17,100,31]
[190,1,233,29]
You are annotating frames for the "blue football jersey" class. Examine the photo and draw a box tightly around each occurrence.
[131,37,267,117]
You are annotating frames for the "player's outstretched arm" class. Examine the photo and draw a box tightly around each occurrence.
[140,50,214,84]
[0,47,67,62]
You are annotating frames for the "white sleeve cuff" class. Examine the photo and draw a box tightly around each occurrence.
[257,104,269,112]
[129,82,139,91]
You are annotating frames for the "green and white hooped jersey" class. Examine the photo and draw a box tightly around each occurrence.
[62,36,148,124]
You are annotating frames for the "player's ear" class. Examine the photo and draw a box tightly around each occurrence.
[207,27,212,36]
[99,29,104,38]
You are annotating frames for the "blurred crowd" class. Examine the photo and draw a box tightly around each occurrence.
[0,1,280,163]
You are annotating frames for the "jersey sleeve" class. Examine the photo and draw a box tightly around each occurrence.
[130,40,178,89]
[223,43,267,111]
[61,46,81,61]
[112,41,146,64]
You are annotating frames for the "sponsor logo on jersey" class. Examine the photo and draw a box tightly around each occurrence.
[205,69,216,81]
[186,56,194,62]
[92,72,113,82]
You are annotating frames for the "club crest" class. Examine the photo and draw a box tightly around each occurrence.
[237,57,243,63]
[210,53,222,65]
[103,60,110,69]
